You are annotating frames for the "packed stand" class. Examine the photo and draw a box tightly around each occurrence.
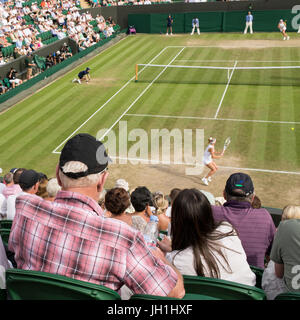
[0,135,300,300]
[0,0,120,93]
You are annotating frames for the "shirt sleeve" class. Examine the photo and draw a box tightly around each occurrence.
[270,223,283,264]
[123,232,178,296]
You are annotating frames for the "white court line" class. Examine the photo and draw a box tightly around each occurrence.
[214,60,238,119]
[175,60,300,63]
[125,113,300,125]
[98,47,185,141]
[51,46,170,154]
[109,156,300,175]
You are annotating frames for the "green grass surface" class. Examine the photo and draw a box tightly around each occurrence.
[1,33,300,207]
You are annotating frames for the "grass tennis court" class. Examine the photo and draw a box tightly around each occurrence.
[1,33,300,208]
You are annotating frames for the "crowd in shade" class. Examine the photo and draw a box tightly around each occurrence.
[1,133,300,300]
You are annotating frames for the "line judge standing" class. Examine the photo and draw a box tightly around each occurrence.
[191,17,200,35]
[244,11,253,34]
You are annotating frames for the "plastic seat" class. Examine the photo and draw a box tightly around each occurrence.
[6,269,121,300]
[0,220,13,230]
[275,292,300,300]
[131,293,220,300]
[250,265,263,289]
[0,229,10,247]
[183,275,266,300]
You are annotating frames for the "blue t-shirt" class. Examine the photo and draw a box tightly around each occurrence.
[246,15,253,22]
[167,17,173,26]
[78,70,89,78]
[192,18,199,27]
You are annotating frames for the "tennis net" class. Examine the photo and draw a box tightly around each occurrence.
[135,62,300,87]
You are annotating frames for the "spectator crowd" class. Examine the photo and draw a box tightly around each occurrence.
[1,132,299,300]
[0,0,119,93]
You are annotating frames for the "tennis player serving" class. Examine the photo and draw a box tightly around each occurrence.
[201,137,230,186]
[278,19,289,41]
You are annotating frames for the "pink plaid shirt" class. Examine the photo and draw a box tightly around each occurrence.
[8,191,177,296]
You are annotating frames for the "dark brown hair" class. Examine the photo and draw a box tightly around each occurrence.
[13,168,26,184]
[105,187,131,216]
[171,189,235,278]
[169,188,181,203]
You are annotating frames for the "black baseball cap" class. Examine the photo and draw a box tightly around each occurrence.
[225,173,254,197]
[19,169,40,190]
[59,133,111,179]
[86,67,90,71]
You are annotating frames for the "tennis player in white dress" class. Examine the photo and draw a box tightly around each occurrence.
[278,19,289,40]
[202,137,224,186]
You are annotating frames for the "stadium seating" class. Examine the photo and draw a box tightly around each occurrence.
[0,228,10,247]
[130,293,220,300]
[183,275,266,300]
[3,78,11,89]
[6,269,122,300]
[2,44,15,58]
[250,265,264,289]
[274,292,300,300]
[36,31,53,42]
[0,220,13,230]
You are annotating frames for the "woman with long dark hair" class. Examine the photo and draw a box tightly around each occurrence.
[158,189,256,285]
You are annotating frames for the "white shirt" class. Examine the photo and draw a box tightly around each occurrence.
[166,223,256,286]
[279,22,286,31]
[0,183,5,194]
[203,143,214,165]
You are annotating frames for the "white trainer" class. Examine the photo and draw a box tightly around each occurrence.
[166,33,168,36]
[283,37,286,40]
[72,78,76,83]
[170,33,173,35]
[208,177,212,182]
[287,36,290,40]
[78,79,81,84]
[202,177,209,186]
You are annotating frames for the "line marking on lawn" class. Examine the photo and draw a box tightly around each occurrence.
[109,156,300,175]
[214,60,238,119]
[175,60,300,63]
[51,46,170,154]
[125,113,300,125]
[97,47,186,141]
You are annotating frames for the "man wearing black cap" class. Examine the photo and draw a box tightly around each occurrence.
[9,133,184,299]
[72,67,91,84]
[5,169,40,221]
[19,169,40,194]
[212,173,276,269]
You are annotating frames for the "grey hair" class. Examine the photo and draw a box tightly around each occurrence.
[59,161,101,189]
[46,178,61,198]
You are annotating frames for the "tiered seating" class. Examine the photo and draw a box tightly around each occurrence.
[5,269,121,300]
[1,44,15,58]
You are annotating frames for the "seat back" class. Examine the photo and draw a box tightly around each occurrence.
[131,293,220,300]
[275,292,300,300]
[250,265,264,289]
[183,275,266,300]
[6,269,121,300]
[0,229,10,247]
[0,220,13,230]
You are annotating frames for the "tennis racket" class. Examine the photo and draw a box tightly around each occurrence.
[223,137,231,152]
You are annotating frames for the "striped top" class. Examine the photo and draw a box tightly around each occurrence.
[8,191,177,296]
[212,201,276,268]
